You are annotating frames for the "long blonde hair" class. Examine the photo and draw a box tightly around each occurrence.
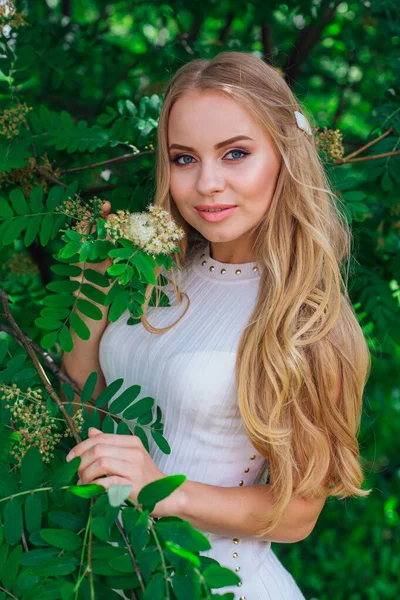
[140,51,372,538]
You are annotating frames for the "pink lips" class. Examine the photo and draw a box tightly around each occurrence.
[195,206,237,222]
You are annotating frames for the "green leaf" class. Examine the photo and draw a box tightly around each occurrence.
[151,430,171,454]
[123,396,154,420]
[35,317,63,331]
[4,497,23,544]
[59,325,74,352]
[50,263,82,277]
[81,371,98,404]
[133,425,149,452]
[76,298,103,320]
[108,484,132,507]
[41,307,70,319]
[68,483,105,498]
[46,279,80,293]
[35,555,79,577]
[50,455,80,488]
[109,384,141,414]
[40,331,58,350]
[0,196,14,218]
[10,188,29,215]
[95,378,124,408]
[60,240,82,258]
[20,548,60,567]
[49,511,85,532]
[108,290,130,322]
[202,564,241,588]
[21,446,44,489]
[2,216,27,245]
[70,311,91,340]
[83,268,110,287]
[129,510,150,555]
[61,381,75,402]
[143,571,165,600]
[101,414,115,433]
[24,214,42,246]
[39,213,55,246]
[2,544,22,592]
[39,528,82,551]
[47,185,64,210]
[30,185,44,212]
[42,294,75,308]
[165,541,200,567]
[25,493,42,534]
[131,252,156,284]
[109,246,135,259]
[81,283,106,305]
[138,475,186,512]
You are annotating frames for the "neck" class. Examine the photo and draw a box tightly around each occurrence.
[209,240,255,264]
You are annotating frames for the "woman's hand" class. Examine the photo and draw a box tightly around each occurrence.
[66,428,181,517]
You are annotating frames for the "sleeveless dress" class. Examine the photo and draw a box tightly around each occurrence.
[99,240,306,600]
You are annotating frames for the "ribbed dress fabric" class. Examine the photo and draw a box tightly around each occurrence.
[99,240,306,599]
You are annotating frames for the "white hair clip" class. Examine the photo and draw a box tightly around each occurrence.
[294,110,313,136]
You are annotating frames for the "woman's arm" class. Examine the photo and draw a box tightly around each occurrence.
[163,479,325,544]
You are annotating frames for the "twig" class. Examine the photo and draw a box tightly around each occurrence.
[60,150,155,174]
[341,126,394,161]
[115,519,143,597]
[333,150,400,165]
[0,289,82,444]
[0,324,81,392]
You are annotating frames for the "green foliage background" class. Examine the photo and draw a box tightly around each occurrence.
[0,0,399,599]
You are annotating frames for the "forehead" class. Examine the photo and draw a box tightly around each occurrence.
[168,89,260,142]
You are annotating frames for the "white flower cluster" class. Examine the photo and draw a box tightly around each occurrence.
[104,204,185,256]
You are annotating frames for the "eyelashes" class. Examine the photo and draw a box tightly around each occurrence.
[170,148,250,167]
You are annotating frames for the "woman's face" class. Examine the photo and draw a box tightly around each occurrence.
[167,89,282,262]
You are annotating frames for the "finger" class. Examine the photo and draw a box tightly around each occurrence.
[89,475,133,493]
[77,443,134,475]
[100,201,111,216]
[88,427,102,436]
[80,456,134,485]
[68,433,141,461]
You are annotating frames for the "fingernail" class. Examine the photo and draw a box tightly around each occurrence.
[66,451,75,462]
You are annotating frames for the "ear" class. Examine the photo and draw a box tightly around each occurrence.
[88,427,102,436]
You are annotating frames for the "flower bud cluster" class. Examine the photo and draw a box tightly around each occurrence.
[0,1,28,31]
[104,204,185,256]
[0,103,32,139]
[0,383,85,466]
[315,127,344,162]
[55,195,106,233]
[1,251,39,276]
[0,154,61,197]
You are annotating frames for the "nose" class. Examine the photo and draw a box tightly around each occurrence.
[195,159,226,197]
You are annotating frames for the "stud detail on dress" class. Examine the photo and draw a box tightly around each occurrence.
[244,467,250,473]
[209,265,215,272]
[238,480,244,486]
[250,454,256,460]
[233,538,239,544]
[235,269,241,275]
[220,268,226,274]
[237,582,243,587]
[235,566,241,572]
[232,552,238,559]
[239,596,246,599]
[201,260,207,266]
[252,266,258,272]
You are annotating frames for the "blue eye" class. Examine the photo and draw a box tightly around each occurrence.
[171,148,250,166]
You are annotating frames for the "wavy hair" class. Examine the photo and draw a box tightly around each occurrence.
[139,51,372,538]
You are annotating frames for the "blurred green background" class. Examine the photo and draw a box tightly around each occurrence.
[0,1,399,598]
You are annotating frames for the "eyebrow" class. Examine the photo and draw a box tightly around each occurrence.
[168,135,254,152]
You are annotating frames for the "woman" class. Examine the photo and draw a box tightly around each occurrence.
[65,51,372,598]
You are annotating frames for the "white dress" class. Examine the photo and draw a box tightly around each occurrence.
[99,240,306,600]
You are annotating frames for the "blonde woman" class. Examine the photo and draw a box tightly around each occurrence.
[65,51,372,598]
